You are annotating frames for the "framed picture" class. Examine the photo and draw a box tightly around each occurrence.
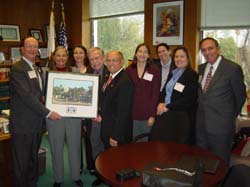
[153,1,184,45]
[11,47,21,59]
[45,71,99,118]
[29,29,43,42]
[39,48,48,59]
[0,25,20,41]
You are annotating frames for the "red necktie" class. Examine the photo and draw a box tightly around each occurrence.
[102,75,112,91]
[203,66,213,93]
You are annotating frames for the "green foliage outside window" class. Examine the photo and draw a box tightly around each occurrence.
[92,14,144,67]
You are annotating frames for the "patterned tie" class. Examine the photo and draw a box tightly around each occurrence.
[102,75,112,91]
[203,66,213,93]
[33,64,42,90]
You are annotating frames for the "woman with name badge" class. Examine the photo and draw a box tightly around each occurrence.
[150,46,198,144]
[126,43,160,141]
[46,46,83,187]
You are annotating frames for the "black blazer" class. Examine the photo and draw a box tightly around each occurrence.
[161,67,199,111]
[100,69,134,146]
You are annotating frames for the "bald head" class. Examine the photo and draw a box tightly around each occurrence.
[106,50,124,74]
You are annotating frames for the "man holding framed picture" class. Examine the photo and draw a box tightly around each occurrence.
[9,37,61,187]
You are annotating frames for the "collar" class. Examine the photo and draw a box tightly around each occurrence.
[110,68,123,79]
[161,59,171,68]
[208,55,222,70]
[22,56,35,69]
[94,64,104,74]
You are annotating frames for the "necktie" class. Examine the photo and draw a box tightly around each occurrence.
[102,75,112,91]
[203,66,213,93]
[33,64,42,91]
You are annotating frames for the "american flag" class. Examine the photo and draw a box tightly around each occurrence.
[58,23,67,48]
[57,3,67,48]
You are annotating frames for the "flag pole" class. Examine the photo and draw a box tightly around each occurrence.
[47,0,55,60]
[58,2,68,48]
[61,3,66,27]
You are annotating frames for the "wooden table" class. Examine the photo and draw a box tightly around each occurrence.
[95,141,227,187]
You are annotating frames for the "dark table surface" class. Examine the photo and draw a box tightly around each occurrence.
[95,141,227,187]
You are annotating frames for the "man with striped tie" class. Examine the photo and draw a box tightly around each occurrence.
[196,37,246,165]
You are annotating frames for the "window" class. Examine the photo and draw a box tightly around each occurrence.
[90,0,144,65]
[201,29,250,113]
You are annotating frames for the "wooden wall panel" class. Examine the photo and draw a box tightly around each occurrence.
[0,0,201,66]
[144,0,201,67]
[0,0,82,48]
[63,0,82,47]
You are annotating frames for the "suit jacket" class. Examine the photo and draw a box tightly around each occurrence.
[100,69,134,145]
[153,58,175,100]
[150,68,198,143]
[196,56,246,134]
[84,65,110,136]
[9,59,50,134]
[166,68,198,111]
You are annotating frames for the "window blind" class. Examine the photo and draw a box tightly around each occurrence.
[201,0,250,29]
[90,0,144,19]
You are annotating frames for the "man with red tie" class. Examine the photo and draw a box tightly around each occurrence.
[100,50,134,148]
[196,37,246,165]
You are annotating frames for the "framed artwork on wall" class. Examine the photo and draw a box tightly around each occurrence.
[153,0,184,45]
[0,25,21,41]
[29,29,43,42]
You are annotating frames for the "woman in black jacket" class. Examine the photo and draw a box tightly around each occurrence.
[150,46,198,144]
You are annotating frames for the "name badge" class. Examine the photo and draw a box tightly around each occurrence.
[28,71,37,79]
[143,72,153,81]
[174,82,185,92]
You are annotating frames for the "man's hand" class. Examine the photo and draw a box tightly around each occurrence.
[48,111,62,120]
[109,137,118,147]
[92,114,102,123]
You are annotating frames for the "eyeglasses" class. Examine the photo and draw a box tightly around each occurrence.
[24,45,39,49]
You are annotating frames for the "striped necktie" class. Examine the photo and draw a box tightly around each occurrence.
[102,75,112,91]
[203,66,213,93]
[33,64,42,90]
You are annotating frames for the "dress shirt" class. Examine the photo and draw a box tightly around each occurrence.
[23,57,42,90]
[109,67,123,79]
[160,59,172,91]
[201,56,221,88]
[165,68,185,105]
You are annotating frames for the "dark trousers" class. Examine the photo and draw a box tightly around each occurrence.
[11,132,42,187]
[82,120,95,171]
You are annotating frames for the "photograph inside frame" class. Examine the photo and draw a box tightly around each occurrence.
[45,71,99,118]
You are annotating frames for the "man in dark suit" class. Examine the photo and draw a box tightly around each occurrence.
[100,50,134,148]
[196,37,246,165]
[154,43,175,99]
[9,37,61,187]
[83,47,109,186]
